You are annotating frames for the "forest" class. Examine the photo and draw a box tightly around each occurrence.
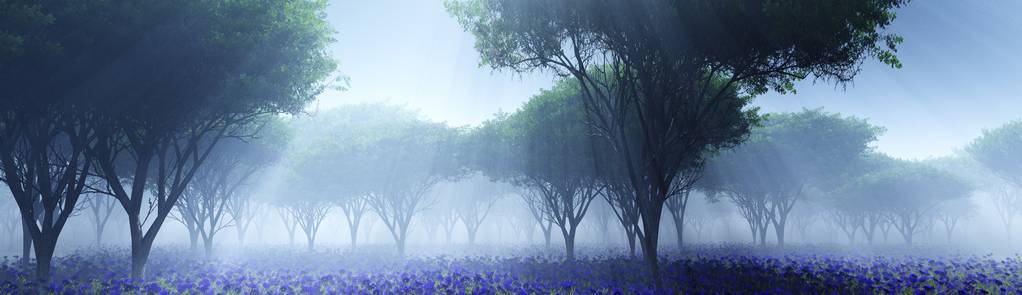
[3,0,1022,294]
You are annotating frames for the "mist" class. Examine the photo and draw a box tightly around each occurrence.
[3,0,1022,293]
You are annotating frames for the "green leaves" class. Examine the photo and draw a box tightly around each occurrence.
[967,120,1022,185]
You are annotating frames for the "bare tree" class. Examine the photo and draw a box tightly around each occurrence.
[520,189,554,250]
[0,110,93,280]
[277,206,299,247]
[439,208,458,244]
[508,207,537,245]
[451,177,504,245]
[284,199,331,251]
[336,195,370,250]
[521,175,602,261]
[85,194,117,247]
[828,209,862,245]
[227,196,262,248]
[790,210,818,244]
[935,198,976,244]
[0,192,19,250]
[602,183,640,256]
[992,185,1020,246]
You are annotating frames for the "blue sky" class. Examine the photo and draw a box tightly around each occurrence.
[318,0,1022,160]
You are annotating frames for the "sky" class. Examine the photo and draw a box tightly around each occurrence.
[319,0,1022,160]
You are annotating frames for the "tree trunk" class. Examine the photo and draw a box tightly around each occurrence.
[21,221,32,266]
[748,222,759,246]
[625,226,637,257]
[306,233,316,252]
[466,223,479,246]
[349,225,359,250]
[33,236,56,282]
[348,218,361,250]
[542,222,552,249]
[203,236,214,256]
[640,212,663,290]
[396,235,407,257]
[95,225,105,247]
[672,213,684,249]
[129,216,154,279]
[772,215,788,248]
[561,226,577,261]
[758,224,768,247]
[130,239,153,279]
[775,224,785,247]
[237,226,247,248]
[188,229,199,252]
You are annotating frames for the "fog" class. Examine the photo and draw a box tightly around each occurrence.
[3,0,1022,292]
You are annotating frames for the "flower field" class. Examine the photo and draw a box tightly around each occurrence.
[1,245,1018,294]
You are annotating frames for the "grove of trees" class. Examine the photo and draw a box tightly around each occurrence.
[9,1,1022,292]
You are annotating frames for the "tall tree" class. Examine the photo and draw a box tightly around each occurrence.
[282,197,331,251]
[448,175,505,246]
[171,123,284,255]
[225,120,289,248]
[505,81,603,261]
[288,104,463,255]
[81,1,335,278]
[0,1,91,278]
[365,121,463,256]
[700,109,882,247]
[967,121,1022,246]
[448,0,907,286]
[934,197,976,244]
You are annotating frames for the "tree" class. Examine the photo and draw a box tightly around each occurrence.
[171,124,284,255]
[966,122,1022,246]
[521,189,555,249]
[338,107,464,257]
[508,204,538,245]
[282,197,331,251]
[504,82,604,261]
[840,159,972,245]
[449,0,907,285]
[0,2,92,274]
[0,188,19,250]
[225,121,289,248]
[420,212,442,244]
[276,206,300,247]
[700,109,882,247]
[439,208,459,244]
[228,196,263,248]
[934,197,976,244]
[789,203,820,244]
[601,168,642,256]
[84,194,117,247]
[449,175,505,246]
[0,85,92,281]
[589,198,614,244]
[2,0,334,279]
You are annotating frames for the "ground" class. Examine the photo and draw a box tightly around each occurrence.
[0,245,1016,294]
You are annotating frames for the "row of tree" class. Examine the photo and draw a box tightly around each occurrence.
[1,0,917,290]
[0,0,336,281]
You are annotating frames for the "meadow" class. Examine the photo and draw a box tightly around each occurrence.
[1,245,1016,294]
